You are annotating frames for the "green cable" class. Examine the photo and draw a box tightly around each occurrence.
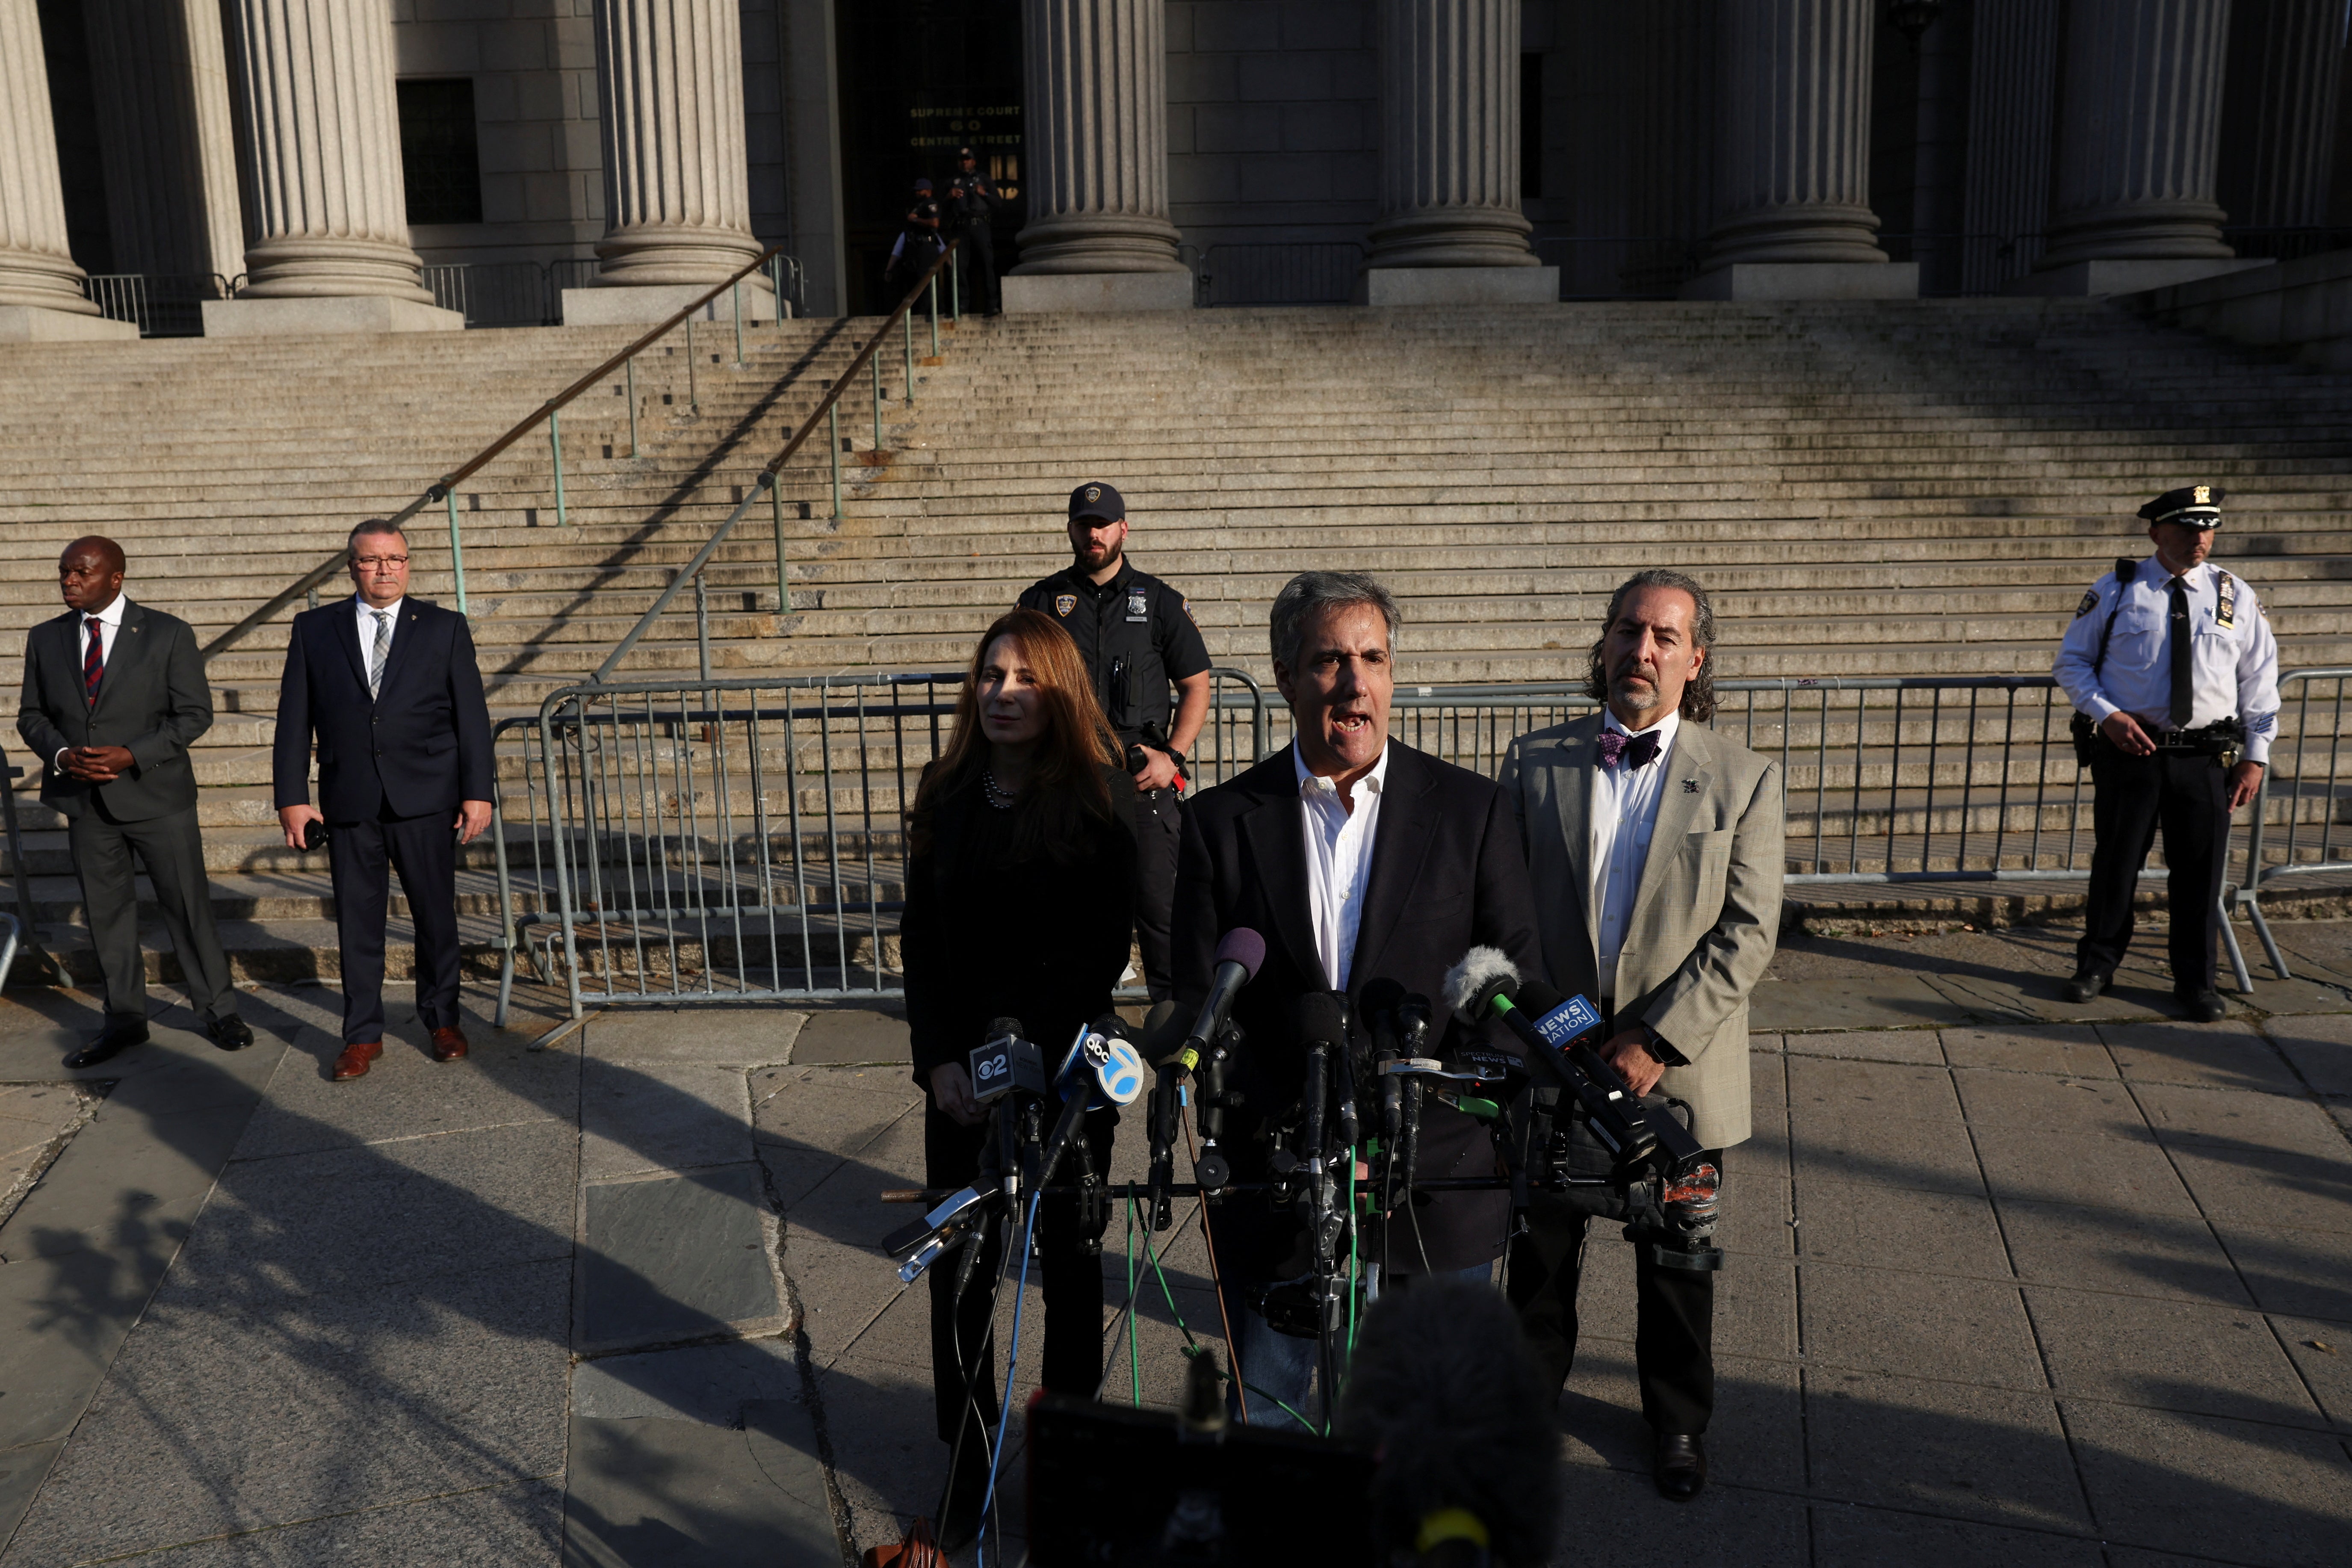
[1133,1194,1323,1433]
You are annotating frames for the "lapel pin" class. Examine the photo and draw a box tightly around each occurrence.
[1683,780,1699,793]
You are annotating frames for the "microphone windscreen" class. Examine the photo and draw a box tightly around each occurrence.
[1137,999,1185,1056]
[1514,977,1569,1017]
[1294,990,1349,1048]
[1440,946,1519,1025]
[985,1016,1025,1042]
[1213,926,1267,980]
[1358,976,1406,1017]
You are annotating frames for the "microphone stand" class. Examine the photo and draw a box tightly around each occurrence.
[1301,1039,1344,1432]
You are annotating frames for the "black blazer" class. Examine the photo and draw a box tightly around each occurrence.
[15,601,211,823]
[271,597,495,823]
[1172,741,1544,1275]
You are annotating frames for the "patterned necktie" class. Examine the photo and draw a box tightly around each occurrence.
[82,615,104,704]
[368,609,391,698]
[1597,729,1661,770]
[2167,576,2194,727]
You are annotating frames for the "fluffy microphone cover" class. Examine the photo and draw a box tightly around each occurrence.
[1439,946,1520,1026]
[1213,926,1268,979]
[1335,1280,1562,1566]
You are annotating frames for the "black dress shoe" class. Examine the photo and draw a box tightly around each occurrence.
[2177,988,2228,1022]
[1654,1432,1707,1500]
[207,1015,254,1051]
[66,1021,149,1070]
[2061,971,2108,1003]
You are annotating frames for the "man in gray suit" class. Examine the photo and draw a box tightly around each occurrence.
[1496,570,1782,1501]
[16,537,248,1067]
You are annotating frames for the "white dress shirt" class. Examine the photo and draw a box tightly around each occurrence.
[1590,709,1681,1004]
[55,594,131,771]
[1295,741,1389,991]
[2053,556,2280,765]
[355,594,405,687]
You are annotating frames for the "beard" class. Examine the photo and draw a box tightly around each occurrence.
[1611,666,1662,714]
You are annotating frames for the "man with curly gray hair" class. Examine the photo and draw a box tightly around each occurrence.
[1497,569,1783,1501]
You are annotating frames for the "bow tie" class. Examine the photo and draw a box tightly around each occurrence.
[1597,729,1662,770]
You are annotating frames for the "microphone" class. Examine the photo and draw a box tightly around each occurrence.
[1172,927,1266,1072]
[1334,1279,1563,1567]
[1295,992,1356,1149]
[1360,978,1406,1149]
[969,1017,1048,1104]
[1141,1000,1184,1228]
[1037,1020,1149,1192]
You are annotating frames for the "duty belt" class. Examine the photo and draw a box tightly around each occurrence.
[2154,718,2246,766]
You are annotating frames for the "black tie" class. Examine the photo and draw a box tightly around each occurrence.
[2167,576,2194,727]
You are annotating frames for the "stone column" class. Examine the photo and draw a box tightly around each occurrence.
[1685,0,1914,299]
[83,0,245,284]
[206,0,460,334]
[1362,0,1552,304]
[2219,0,2345,230]
[577,0,769,324]
[1003,0,1190,313]
[0,0,135,340]
[2027,0,2267,294]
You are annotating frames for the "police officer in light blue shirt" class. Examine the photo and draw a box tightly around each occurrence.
[2052,485,2279,1021]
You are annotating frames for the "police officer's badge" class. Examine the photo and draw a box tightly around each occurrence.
[1054,594,1076,617]
[2192,484,2211,505]
[1085,485,1102,503]
[2074,588,2099,618]
[1126,588,1148,622]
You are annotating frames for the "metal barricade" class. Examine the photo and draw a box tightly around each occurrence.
[2236,667,2352,982]
[504,668,1268,1018]
[0,748,42,991]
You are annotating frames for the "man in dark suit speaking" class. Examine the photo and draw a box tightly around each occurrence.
[17,536,249,1066]
[273,520,494,1081]
[1172,571,1543,1428]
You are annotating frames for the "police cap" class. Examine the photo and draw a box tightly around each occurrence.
[957,145,977,159]
[2138,484,2225,527]
[913,177,933,192]
[1068,481,1125,523]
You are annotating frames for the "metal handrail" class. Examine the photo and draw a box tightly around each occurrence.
[0,747,47,988]
[200,243,799,663]
[590,236,966,683]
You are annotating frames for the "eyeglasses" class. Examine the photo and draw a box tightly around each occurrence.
[353,555,409,569]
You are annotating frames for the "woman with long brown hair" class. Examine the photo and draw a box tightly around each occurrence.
[901,607,1137,1545]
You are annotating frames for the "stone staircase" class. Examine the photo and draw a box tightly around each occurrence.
[3,297,2349,989]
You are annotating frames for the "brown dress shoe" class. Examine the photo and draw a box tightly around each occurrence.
[430,1026,470,1063]
[333,1040,383,1081]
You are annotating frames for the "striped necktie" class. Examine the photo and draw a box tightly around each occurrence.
[82,615,104,704]
[368,610,391,698]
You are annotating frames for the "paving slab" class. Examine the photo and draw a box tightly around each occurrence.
[2023,1287,2325,1426]
[581,1005,807,1068]
[581,1060,750,1181]
[1750,970,1970,1033]
[2162,1140,2352,1234]
[1794,1178,2012,1279]
[1808,1508,2107,1568]
[561,1402,835,1568]
[791,1005,911,1065]
[1970,1120,2201,1218]
[2060,1399,2352,1565]
[1953,1066,2151,1137]
[169,1118,579,1296]
[0,1239,173,1450]
[1551,1461,1813,1567]
[579,1164,781,1353]
[1554,1342,1807,1495]
[752,1063,925,1214]
[3,1257,570,1565]
[1789,1055,1965,1118]
[2208,1220,2352,1319]
[235,1020,579,1160]
[1941,1022,2116,1078]
[2272,1317,2352,1430]
[571,1339,801,1423]
[1799,1259,2048,1389]
[1788,1091,1986,1196]
[1782,1028,1947,1065]
[115,1476,564,1567]
[1804,1370,2092,1532]
[2262,1010,2352,1096]
[2096,1017,2302,1094]
[1995,1198,2252,1307]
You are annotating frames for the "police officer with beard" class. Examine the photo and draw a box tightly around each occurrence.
[946,145,1000,316]
[2054,485,2278,1021]
[1018,483,1211,999]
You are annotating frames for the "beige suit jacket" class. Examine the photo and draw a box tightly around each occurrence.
[1497,711,1783,1148]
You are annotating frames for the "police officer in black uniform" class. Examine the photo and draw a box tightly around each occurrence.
[885,178,944,303]
[946,145,1000,316]
[1018,482,1211,999]
[2053,485,2279,1022]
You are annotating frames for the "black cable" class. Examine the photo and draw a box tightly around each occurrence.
[935,1197,1019,1531]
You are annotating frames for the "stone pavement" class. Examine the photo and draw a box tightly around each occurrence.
[0,918,2345,1566]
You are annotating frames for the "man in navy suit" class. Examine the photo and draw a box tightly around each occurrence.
[273,520,494,1080]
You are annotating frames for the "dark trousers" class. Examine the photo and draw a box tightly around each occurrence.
[328,801,461,1045]
[1507,1151,1725,1437]
[1133,785,1182,1000]
[67,800,233,1026]
[925,1103,1114,1477]
[2076,745,2229,993]
[958,224,997,312]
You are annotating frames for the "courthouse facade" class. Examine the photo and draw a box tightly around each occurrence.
[1,0,2347,331]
